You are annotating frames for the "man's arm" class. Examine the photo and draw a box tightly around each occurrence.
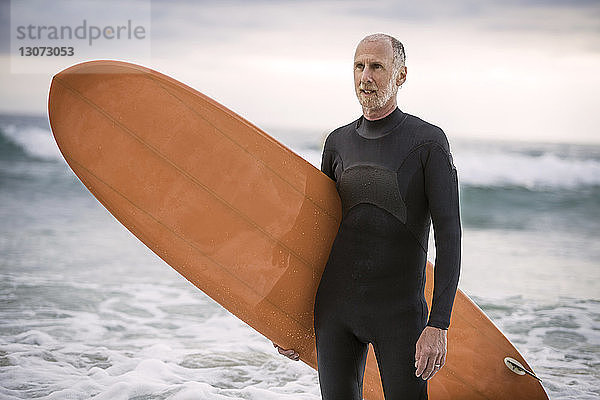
[424,139,461,329]
[415,131,462,380]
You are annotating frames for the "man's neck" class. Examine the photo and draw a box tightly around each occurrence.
[362,102,397,121]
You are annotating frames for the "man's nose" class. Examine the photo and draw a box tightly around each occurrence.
[361,67,373,83]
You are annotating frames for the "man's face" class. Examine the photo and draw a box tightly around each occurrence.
[354,39,404,111]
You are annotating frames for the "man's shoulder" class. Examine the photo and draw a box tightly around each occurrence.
[324,117,360,148]
[403,112,450,151]
[330,118,359,135]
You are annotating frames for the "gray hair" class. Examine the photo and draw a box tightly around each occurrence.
[360,33,406,71]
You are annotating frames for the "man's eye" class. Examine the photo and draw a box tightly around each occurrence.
[374,64,382,69]
[355,64,364,70]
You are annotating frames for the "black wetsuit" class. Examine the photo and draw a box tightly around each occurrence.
[314,108,461,400]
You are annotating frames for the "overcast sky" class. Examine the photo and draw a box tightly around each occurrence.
[1,0,599,144]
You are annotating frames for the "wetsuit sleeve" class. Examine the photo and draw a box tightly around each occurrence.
[321,138,337,182]
[423,137,462,330]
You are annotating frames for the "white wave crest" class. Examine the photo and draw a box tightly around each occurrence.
[455,151,600,189]
[2,124,63,161]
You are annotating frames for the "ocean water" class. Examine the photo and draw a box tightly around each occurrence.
[0,114,598,399]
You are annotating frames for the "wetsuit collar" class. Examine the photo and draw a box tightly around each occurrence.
[356,108,405,139]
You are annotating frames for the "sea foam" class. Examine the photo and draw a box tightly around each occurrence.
[1,124,62,162]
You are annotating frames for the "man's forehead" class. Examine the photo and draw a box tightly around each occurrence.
[354,38,393,62]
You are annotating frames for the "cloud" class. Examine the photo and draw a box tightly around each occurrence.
[145,0,600,57]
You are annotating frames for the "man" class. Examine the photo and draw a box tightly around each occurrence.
[276,33,461,400]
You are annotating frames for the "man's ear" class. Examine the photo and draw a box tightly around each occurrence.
[397,66,407,86]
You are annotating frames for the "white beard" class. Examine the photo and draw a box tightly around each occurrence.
[356,76,398,110]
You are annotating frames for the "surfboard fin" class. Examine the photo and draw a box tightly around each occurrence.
[504,357,542,382]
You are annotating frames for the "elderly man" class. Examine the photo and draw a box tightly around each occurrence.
[276,33,461,400]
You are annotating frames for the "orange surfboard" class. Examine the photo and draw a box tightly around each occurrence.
[48,60,548,399]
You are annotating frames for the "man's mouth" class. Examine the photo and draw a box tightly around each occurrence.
[361,89,376,95]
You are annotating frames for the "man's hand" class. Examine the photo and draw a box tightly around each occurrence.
[415,326,447,380]
[273,342,300,361]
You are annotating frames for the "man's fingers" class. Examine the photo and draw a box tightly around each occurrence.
[416,350,446,380]
[420,351,446,380]
[273,343,300,361]
[427,354,444,380]
[421,357,436,380]
[278,347,293,356]
[279,348,295,357]
[415,354,428,377]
